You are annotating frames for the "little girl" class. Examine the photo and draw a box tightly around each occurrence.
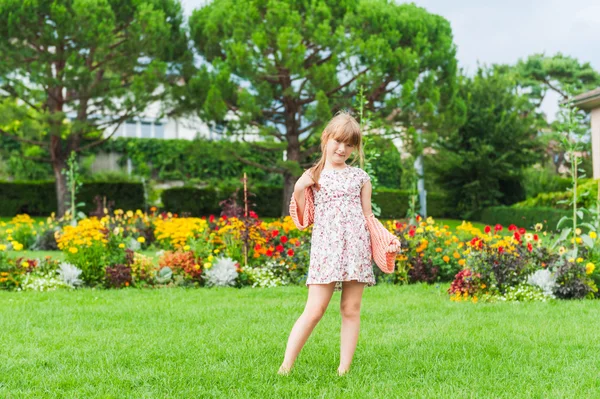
[278,111,401,376]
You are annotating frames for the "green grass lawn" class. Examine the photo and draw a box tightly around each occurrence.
[1,284,599,398]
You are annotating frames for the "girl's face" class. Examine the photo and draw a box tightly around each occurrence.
[326,137,355,166]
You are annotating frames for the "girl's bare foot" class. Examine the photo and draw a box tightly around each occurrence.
[278,365,292,375]
[337,367,349,376]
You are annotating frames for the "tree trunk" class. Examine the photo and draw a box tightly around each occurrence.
[53,157,68,217]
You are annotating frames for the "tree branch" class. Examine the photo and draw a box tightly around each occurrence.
[299,67,370,105]
[0,127,48,147]
[75,112,132,152]
[300,143,321,159]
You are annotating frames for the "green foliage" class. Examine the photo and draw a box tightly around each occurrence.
[0,0,190,215]
[186,0,464,211]
[432,66,542,218]
[515,53,600,114]
[521,165,572,199]
[0,181,144,216]
[514,179,598,210]
[93,137,282,184]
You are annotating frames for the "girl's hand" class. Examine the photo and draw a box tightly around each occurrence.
[295,170,318,191]
[387,239,401,253]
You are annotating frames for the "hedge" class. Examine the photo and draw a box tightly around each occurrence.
[0,181,145,216]
[162,185,452,219]
[479,206,579,231]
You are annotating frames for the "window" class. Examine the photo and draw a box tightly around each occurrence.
[154,122,164,139]
[125,121,137,138]
[141,122,152,138]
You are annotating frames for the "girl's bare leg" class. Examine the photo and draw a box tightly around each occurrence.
[278,282,336,374]
[338,280,366,375]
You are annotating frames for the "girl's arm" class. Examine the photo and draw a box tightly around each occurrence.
[289,171,315,230]
[360,180,401,253]
[293,185,306,222]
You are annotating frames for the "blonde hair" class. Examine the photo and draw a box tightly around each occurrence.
[308,110,365,187]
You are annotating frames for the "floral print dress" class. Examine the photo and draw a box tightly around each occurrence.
[306,165,376,292]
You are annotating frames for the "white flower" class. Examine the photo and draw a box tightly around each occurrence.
[203,256,239,287]
[527,269,557,298]
[128,237,141,251]
[57,262,83,287]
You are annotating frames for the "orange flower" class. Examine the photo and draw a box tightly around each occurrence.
[443,255,450,262]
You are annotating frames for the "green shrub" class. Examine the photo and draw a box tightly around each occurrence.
[479,206,578,231]
[0,181,145,216]
[514,179,598,210]
[162,185,451,219]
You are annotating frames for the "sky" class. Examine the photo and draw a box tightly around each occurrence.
[179,0,600,120]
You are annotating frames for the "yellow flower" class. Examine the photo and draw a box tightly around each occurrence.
[214,249,220,254]
[204,262,212,269]
[119,243,125,249]
[137,237,146,243]
[69,247,78,254]
[183,245,190,251]
[575,228,582,236]
[426,217,435,225]
[194,264,201,270]
[0,244,6,251]
[590,231,597,239]
[126,210,134,218]
[576,257,583,263]
[443,255,450,263]
[568,258,575,263]
[415,227,424,234]
[207,255,214,262]
[586,263,595,275]
[558,247,566,255]
[535,223,543,232]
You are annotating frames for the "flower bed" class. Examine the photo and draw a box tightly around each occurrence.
[0,211,598,301]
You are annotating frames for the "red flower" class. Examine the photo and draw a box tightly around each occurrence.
[513,231,521,242]
[254,244,261,251]
[222,215,228,221]
[395,222,402,229]
[287,249,294,257]
[276,245,284,252]
[498,246,504,254]
[281,236,288,244]
[295,240,301,247]
[518,227,526,235]
[201,216,206,220]
[272,229,279,237]
[508,224,517,231]
[468,237,483,249]
[533,234,539,241]
[527,242,533,252]
[209,214,215,223]
[484,225,491,234]
[416,215,422,222]
[249,211,258,219]
[408,229,416,238]
[266,249,273,257]
[494,224,503,232]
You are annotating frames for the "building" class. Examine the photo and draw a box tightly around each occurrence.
[570,88,600,179]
